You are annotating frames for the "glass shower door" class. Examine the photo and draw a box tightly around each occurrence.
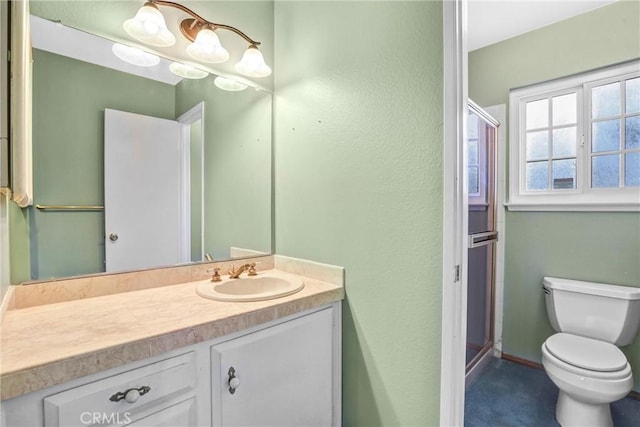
[466,103,498,371]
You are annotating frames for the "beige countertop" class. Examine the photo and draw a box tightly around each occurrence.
[0,268,344,400]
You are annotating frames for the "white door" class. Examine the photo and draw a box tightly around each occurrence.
[211,308,334,427]
[104,109,184,272]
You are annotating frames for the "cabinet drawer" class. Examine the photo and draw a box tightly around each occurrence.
[44,352,196,427]
[128,397,196,427]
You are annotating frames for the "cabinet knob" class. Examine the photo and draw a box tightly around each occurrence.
[109,386,150,403]
[109,233,119,242]
[228,367,240,394]
[125,389,140,403]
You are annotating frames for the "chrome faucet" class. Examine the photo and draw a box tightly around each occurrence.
[228,262,257,279]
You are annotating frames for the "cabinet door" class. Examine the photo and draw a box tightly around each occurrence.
[211,307,334,427]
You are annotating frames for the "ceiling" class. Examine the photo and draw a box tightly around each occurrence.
[468,0,619,51]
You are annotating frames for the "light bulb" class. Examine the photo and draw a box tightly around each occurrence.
[186,28,229,64]
[123,2,176,47]
[234,45,271,78]
[143,20,160,35]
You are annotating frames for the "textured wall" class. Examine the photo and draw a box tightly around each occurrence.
[469,1,640,391]
[8,198,29,285]
[30,49,175,279]
[274,2,443,424]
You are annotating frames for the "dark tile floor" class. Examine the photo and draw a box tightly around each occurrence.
[464,358,640,427]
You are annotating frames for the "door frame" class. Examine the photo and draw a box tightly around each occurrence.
[440,0,468,425]
[177,102,205,262]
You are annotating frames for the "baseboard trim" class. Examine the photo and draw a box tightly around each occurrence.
[501,353,543,370]
[501,352,640,400]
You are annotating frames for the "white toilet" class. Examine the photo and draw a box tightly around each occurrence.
[541,277,640,427]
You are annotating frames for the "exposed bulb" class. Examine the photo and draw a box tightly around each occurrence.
[186,27,229,63]
[234,45,271,78]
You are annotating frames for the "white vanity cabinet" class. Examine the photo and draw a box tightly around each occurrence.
[0,303,341,427]
[211,306,337,427]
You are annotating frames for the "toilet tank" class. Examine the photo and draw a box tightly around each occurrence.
[543,277,640,346]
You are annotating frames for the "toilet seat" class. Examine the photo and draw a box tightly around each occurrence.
[542,343,631,381]
[545,333,627,372]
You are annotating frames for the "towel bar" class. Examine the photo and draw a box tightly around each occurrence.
[35,204,104,211]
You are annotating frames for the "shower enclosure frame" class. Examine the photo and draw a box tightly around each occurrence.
[465,100,500,380]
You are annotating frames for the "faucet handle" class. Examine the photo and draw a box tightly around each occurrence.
[248,262,257,276]
[228,265,238,277]
[207,267,221,282]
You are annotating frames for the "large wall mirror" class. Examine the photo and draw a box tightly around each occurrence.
[24,1,274,280]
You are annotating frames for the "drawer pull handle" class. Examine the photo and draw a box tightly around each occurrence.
[228,367,240,394]
[109,386,151,403]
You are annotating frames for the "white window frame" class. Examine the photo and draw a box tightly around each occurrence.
[508,61,640,212]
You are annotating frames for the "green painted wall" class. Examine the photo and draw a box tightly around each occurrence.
[31,48,175,279]
[175,78,272,261]
[8,199,30,285]
[469,1,640,391]
[274,2,443,425]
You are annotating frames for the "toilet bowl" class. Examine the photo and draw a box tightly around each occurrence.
[541,333,633,427]
[540,277,640,427]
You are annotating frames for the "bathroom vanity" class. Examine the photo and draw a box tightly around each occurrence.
[0,256,344,427]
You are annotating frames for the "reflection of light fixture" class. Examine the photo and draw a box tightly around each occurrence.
[214,76,248,92]
[169,62,209,79]
[123,0,271,77]
[112,43,160,67]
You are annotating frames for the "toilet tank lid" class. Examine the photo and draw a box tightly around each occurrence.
[543,277,640,300]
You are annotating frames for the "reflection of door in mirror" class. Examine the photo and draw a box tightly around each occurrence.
[105,109,186,273]
[189,120,203,262]
[177,103,205,263]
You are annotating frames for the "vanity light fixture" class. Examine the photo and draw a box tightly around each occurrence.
[169,62,209,79]
[214,76,248,92]
[123,0,271,77]
[123,2,175,47]
[186,26,229,63]
[111,43,160,67]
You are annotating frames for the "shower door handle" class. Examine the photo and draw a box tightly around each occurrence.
[468,231,498,248]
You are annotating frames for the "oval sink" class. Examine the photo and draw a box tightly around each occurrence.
[196,274,304,302]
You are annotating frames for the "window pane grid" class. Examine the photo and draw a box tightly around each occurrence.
[510,61,640,208]
[589,77,640,188]
[524,93,577,191]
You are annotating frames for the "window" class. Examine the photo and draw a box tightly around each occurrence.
[588,78,640,188]
[468,112,481,196]
[508,61,640,211]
